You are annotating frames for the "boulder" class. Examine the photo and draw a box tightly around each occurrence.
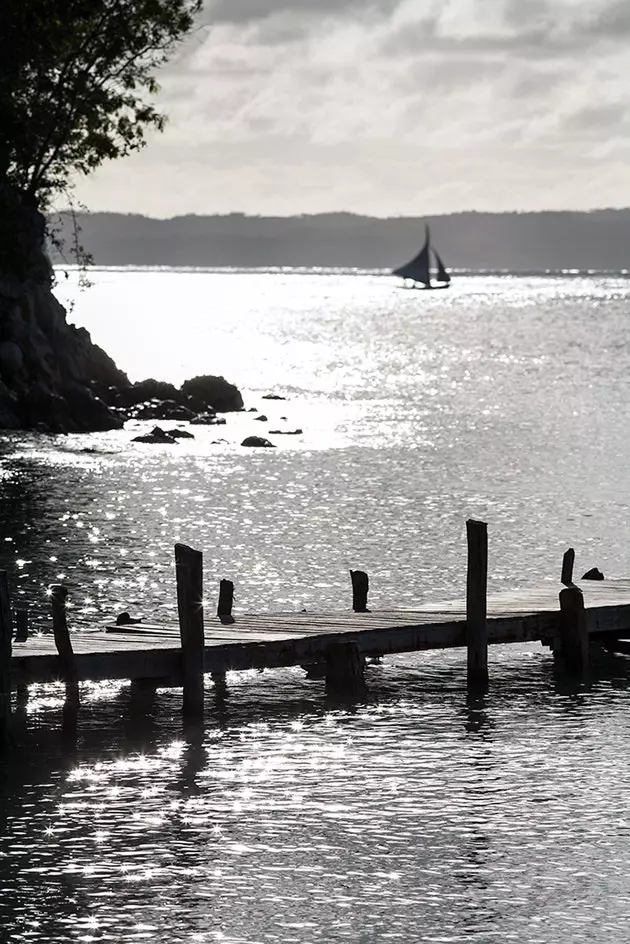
[132,425,178,444]
[113,378,180,408]
[180,375,244,412]
[241,436,275,448]
[253,414,268,422]
[581,567,604,580]
[169,428,195,439]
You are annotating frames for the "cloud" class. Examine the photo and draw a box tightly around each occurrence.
[74,0,630,215]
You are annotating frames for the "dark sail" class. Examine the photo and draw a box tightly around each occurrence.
[392,225,431,286]
[433,249,450,284]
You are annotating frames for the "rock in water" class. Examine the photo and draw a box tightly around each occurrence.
[241,436,276,448]
[581,567,604,580]
[132,426,179,444]
[180,375,244,412]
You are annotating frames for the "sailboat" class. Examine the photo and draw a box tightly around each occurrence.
[392,225,451,289]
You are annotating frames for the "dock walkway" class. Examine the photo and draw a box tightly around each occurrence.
[3,526,630,745]
[10,580,630,687]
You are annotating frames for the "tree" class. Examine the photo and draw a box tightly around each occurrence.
[0,0,201,277]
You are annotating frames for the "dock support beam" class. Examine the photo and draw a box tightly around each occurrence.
[0,571,12,748]
[466,519,488,689]
[350,570,369,612]
[561,548,575,586]
[175,544,205,721]
[559,585,589,676]
[325,642,366,699]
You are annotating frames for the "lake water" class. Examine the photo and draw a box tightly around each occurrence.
[1,269,630,943]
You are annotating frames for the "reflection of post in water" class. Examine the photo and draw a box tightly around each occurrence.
[179,720,206,795]
[50,584,80,746]
[464,690,492,736]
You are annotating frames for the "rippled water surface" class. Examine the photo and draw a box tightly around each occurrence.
[1,269,630,942]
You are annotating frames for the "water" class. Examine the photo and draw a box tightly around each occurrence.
[1,269,630,943]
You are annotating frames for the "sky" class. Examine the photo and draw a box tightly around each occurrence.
[72,0,630,218]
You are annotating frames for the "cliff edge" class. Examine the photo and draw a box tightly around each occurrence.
[0,184,127,433]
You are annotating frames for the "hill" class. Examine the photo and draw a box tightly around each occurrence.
[48,209,630,271]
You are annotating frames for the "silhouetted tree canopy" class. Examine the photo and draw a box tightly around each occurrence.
[0,0,202,207]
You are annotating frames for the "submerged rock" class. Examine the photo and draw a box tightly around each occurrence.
[253,414,268,422]
[262,394,287,400]
[241,436,275,448]
[268,428,303,435]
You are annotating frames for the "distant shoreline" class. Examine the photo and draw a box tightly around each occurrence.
[48,208,630,272]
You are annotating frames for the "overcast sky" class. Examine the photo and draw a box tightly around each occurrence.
[72,0,630,218]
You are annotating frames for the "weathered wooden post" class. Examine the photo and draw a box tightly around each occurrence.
[0,571,12,748]
[561,548,575,586]
[217,579,234,620]
[175,543,205,720]
[559,585,589,675]
[14,608,28,642]
[466,518,488,689]
[325,642,366,699]
[350,570,369,612]
[50,584,79,708]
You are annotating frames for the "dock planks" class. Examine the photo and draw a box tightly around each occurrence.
[9,580,630,687]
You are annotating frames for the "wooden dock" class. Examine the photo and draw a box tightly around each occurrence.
[2,524,630,744]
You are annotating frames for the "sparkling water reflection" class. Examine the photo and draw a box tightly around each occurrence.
[4,653,630,943]
[1,270,630,942]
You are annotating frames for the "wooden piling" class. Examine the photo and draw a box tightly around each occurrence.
[350,570,369,612]
[0,571,12,748]
[561,548,575,586]
[217,579,234,621]
[14,608,28,642]
[50,584,79,708]
[175,543,205,720]
[466,519,488,688]
[559,585,589,675]
[325,641,366,698]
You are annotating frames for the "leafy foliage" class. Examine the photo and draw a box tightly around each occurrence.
[0,0,202,207]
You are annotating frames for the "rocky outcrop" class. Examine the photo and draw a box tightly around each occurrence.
[0,184,246,433]
[0,183,127,432]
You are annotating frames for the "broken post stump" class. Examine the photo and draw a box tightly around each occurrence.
[0,571,12,748]
[466,518,488,689]
[175,543,205,720]
[559,585,589,676]
[50,584,79,708]
[561,548,575,586]
[217,579,234,620]
[350,570,369,612]
[325,641,366,698]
